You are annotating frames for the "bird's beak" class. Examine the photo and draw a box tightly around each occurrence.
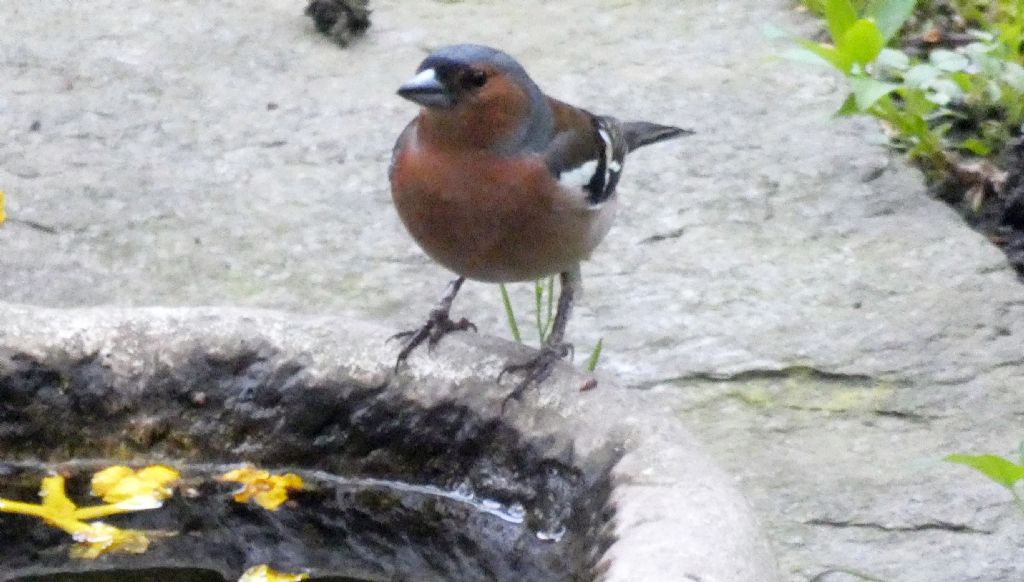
[397,68,454,109]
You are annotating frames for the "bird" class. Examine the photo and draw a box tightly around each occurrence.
[388,44,690,405]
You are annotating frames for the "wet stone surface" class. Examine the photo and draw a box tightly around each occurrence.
[0,350,608,582]
[0,463,565,582]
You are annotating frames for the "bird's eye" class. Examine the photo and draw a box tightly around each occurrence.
[461,69,488,89]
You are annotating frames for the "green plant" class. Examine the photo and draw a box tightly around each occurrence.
[786,0,954,174]
[937,38,1024,155]
[945,440,1024,514]
[498,278,555,344]
[947,0,1024,61]
[801,0,871,16]
[585,338,603,372]
[498,283,522,343]
[788,0,1024,181]
[498,279,603,371]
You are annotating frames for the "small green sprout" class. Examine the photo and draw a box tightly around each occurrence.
[498,280,603,371]
[586,338,603,372]
[498,283,521,343]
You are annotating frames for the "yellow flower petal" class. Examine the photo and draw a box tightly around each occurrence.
[72,497,163,521]
[219,466,303,511]
[237,564,309,582]
[136,465,181,487]
[68,522,150,559]
[251,487,289,511]
[91,466,135,497]
[91,465,179,504]
[2,473,170,560]
[220,466,271,483]
[39,476,77,517]
[0,190,6,225]
[0,498,90,534]
[97,476,159,503]
[280,474,303,489]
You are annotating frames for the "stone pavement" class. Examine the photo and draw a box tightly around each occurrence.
[2,1,1023,580]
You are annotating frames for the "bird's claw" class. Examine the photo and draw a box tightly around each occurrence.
[391,310,476,372]
[428,317,477,348]
[499,342,572,411]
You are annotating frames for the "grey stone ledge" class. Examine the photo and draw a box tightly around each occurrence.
[0,302,780,582]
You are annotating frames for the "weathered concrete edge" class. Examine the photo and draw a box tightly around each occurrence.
[0,302,780,582]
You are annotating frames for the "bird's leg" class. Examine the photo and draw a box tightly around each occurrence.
[500,268,579,407]
[391,276,476,371]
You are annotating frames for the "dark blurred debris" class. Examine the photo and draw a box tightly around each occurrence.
[1001,138,1024,229]
[933,136,1024,278]
[998,138,1024,275]
[305,0,371,47]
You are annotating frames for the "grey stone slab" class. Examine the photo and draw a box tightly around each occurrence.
[2,0,1023,580]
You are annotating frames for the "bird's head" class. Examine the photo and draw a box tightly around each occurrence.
[397,44,553,153]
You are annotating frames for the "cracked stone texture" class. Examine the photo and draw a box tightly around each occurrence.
[1,1,1023,581]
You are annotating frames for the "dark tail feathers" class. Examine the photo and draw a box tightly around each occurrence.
[622,121,694,153]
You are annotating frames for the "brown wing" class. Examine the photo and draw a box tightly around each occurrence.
[544,98,626,205]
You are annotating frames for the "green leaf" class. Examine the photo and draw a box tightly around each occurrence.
[781,47,834,67]
[930,78,965,102]
[825,0,858,46]
[843,19,885,65]
[930,49,970,72]
[498,284,522,343]
[864,0,917,41]
[796,38,853,73]
[1003,62,1024,92]
[835,93,860,116]
[586,338,603,372]
[875,48,910,70]
[849,76,900,110]
[929,121,951,141]
[903,63,941,88]
[959,138,991,156]
[945,454,1024,490]
[985,78,1004,102]
[949,71,975,92]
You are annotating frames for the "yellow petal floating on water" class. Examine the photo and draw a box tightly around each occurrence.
[68,522,150,559]
[91,464,180,504]
[137,465,181,487]
[0,190,6,225]
[237,564,310,582]
[39,475,77,517]
[0,470,172,559]
[219,466,303,511]
[90,466,134,497]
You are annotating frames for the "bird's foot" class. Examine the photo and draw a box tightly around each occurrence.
[390,308,477,371]
[499,341,573,410]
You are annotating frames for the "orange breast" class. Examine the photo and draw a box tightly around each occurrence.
[390,143,612,283]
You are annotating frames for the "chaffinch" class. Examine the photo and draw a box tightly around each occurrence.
[389,44,690,404]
